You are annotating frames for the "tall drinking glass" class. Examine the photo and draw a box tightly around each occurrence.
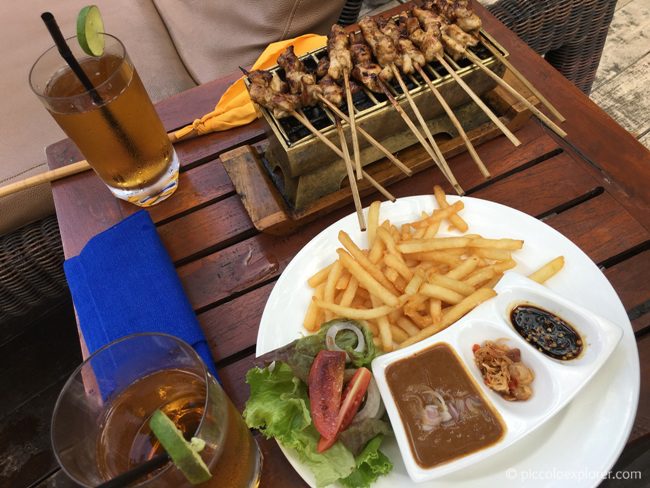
[51,333,262,487]
[30,34,179,207]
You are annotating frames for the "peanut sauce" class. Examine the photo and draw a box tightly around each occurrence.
[386,343,505,469]
[510,304,583,360]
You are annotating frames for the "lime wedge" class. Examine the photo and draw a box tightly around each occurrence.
[76,5,105,56]
[149,410,212,485]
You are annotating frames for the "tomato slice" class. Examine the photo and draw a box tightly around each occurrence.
[308,350,346,440]
[317,367,372,453]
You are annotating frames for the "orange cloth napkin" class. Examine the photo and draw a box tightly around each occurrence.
[171,34,327,141]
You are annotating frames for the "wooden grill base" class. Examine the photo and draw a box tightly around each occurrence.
[221,71,536,235]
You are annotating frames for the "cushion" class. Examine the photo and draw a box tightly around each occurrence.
[153,0,348,84]
[0,0,196,236]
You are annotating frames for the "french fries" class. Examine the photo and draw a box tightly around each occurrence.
[302,186,565,351]
[529,256,565,284]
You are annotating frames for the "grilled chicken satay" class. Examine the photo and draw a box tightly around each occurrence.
[379,17,426,75]
[327,24,353,81]
[247,70,300,118]
[414,5,471,61]
[401,10,443,63]
[277,46,323,107]
[316,56,330,79]
[358,16,400,74]
[426,0,482,33]
[318,75,344,106]
[349,31,389,93]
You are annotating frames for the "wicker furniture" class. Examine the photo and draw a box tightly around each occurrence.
[0,0,617,322]
[485,0,616,93]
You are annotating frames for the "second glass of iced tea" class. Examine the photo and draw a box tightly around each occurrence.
[51,333,261,487]
[30,34,179,207]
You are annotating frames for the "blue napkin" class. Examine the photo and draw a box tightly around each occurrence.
[64,210,218,378]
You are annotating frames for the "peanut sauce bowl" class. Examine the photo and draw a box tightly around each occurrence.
[371,272,623,483]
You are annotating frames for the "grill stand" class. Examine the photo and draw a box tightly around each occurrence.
[222,69,538,235]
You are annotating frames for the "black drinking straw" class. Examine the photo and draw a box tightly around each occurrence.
[41,12,105,105]
[40,12,140,159]
[95,453,170,488]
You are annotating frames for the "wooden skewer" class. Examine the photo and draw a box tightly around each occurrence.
[361,170,396,202]
[0,130,188,198]
[335,118,366,230]
[463,49,567,138]
[378,81,459,194]
[390,64,463,195]
[290,109,346,158]
[435,54,521,147]
[480,38,565,122]
[317,95,412,176]
[343,70,362,180]
[415,64,490,179]
[291,109,395,205]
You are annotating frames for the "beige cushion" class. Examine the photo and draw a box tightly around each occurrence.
[0,0,196,236]
[153,0,347,84]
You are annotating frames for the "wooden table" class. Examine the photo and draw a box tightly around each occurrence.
[42,3,649,487]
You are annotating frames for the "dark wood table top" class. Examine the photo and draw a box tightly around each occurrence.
[41,3,649,487]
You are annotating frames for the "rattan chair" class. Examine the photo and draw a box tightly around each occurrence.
[339,0,616,93]
[0,0,617,322]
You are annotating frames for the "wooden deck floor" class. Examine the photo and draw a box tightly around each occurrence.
[591,0,650,149]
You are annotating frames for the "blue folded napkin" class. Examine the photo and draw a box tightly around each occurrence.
[64,210,218,378]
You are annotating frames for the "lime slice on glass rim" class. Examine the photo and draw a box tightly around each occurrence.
[149,409,212,485]
[76,5,105,56]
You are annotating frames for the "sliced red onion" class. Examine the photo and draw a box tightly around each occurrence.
[325,321,366,356]
[352,376,384,423]
[432,391,453,422]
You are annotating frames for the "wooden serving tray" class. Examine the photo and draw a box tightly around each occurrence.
[221,70,536,235]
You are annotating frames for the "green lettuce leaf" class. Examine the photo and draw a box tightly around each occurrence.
[340,436,393,488]
[244,361,392,487]
[243,363,311,438]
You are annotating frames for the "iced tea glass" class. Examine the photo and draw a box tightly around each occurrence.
[51,333,262,487]
[30,34,179,207]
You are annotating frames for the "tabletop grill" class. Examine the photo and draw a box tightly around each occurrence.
[247,29,509,210]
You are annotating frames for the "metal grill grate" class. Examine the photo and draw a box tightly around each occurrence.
[249,29,508,149]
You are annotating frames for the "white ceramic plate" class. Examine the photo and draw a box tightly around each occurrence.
[371,272,623,483]
[256,195,640,487]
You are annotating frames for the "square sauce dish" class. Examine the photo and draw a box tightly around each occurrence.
[371,272,623,483]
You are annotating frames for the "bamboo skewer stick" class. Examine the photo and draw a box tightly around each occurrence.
[480,38,565,122]
[291,109,395,203]
[378,81,463,195]
[0,130,187,198]
[436,54,521,147]
[390,64,463,195]
[415,64,490,178]
[335,118,366,230]
[463,50,567,138]
[0,160,90,198]
[343,70,362,180]
[317,95,412,176]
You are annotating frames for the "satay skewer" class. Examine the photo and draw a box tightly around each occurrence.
[462,49,567,138]
[435,54,520,146]
[316,94,412,176]
[290,109,395,202]
[377,79,465,194]
[343,70,362,180]
[334,117,366,229]
[414,64,490,177]
[389,64,463,194]
[480,40,565,122]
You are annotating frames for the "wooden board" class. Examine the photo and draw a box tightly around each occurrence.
[222,72,537,235]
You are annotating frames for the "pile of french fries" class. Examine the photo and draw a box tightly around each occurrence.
[303,186,565,352]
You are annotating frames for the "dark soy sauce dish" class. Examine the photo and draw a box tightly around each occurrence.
[510,304,583,360]
[385,343,505,469]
